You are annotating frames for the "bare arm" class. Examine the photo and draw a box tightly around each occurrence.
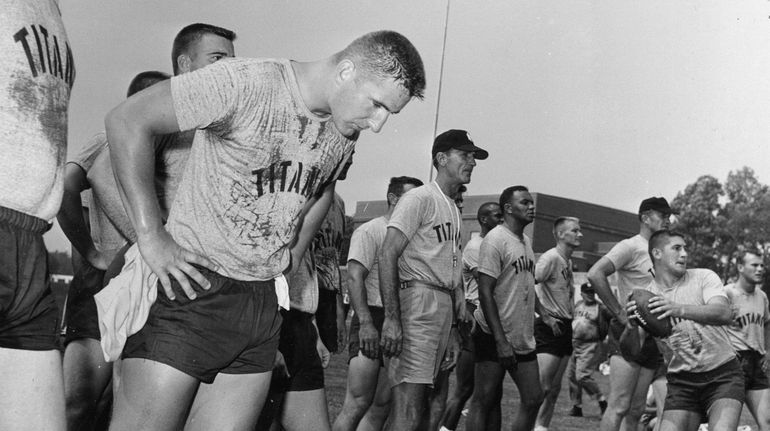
[105,81,216,300]
[587,257,625,322]
[347,261,379,356]
[57,164,110,270]
[477,272,516,370]
[648,295,733,325]
[289,182,335,272]
[378,227,409,358]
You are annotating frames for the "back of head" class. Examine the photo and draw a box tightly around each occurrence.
[337,30,426,99]
[387,176,423,205]
[126,70,170,97]
[172,23,237,75]
[476,201,498,223]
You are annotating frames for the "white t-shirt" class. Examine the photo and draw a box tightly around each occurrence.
[347,216,388,308]
[474,225,536,354]
[535,247,575,319]
[648,269,735,373]
[605,234,654,306]
[0,0,75,221]
[388,182,462,290]
[725,283,770,354]
[462,235,482,306]
[167,58,355,281]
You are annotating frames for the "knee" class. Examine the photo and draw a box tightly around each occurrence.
[346,392,375,413]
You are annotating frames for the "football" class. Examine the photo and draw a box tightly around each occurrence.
[629,288,672,338]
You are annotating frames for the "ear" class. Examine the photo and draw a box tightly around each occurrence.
[177,54,191,74]
[652,247,662,260]
[386,192,398,207]
[335,59,356,86]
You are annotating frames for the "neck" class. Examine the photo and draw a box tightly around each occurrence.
[503,216,526,238]
[433,172,461,198]
[736,277,757,293]
[556,242,574,259]
[655,267,684,289]
[639,224,654,240]
[290,59,333,116]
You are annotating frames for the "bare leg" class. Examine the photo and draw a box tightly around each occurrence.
[332,353,381,431]
[358,370,392,431]
[621,366,655,431]
[535,353,569,428]
[440,348,476,430]
[63,338,113,431]
[601,355,641,431]
[706,398,742,431]
[424,368,450,431]
[280,388,331,431]
[745,388,770,431]
[185,371,273,431]
[0,347,65,431]
[466,361,505,431]
[658,409,700,431]
[511,359,545,431]
[384,382,429,431]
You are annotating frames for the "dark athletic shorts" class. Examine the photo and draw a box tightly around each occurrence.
[460,302,477,352]
[0,206,60,351]
[535,316,573,357]
[665,357,745,414]
[473,326,537,364]
[122,266,282,383]
[64,261,105,344]
[737,350,770,391]
[348,305,385,365]
[316,288,339,352]
[608,317,663,370]
[278,309,325,392]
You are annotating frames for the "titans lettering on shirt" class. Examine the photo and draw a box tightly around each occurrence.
[315,226,343,251]
[14,23,75,87]
[734,312,765,329]
[251,161,328,199]
[433,222,460,244]
[512,255,535,275]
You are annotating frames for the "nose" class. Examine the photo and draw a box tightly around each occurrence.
[368,110,390,133]
[468,156,477,166]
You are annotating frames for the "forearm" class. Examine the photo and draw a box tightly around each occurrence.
[478,278,506,344]
[765,323,770,354]
[588,271,622,317]
[676,303,733,325]
[291,183,335,260]
[347,268,372,324]
[378,247,402,321]
[58,179,97,260]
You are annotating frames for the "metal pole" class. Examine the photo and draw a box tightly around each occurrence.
[429,0,451,182]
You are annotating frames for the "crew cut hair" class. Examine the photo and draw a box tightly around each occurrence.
[337,30,426,99]
[386,176,423,206]
[553,216,580,239]
[172,23,236,74]
[127,70,170,97]
[648,229,685,261]
[499,185,529,209]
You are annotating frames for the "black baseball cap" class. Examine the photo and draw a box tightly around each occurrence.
[432,129,489,160]
[580,282,594,294]
[638,197,678,215]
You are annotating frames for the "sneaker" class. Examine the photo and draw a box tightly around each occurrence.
[598,400,607,414]
[461,408,469,417]
[569,406,583,417]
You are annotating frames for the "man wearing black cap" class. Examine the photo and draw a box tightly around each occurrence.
[378,129,487,431]
[587,197,676,431]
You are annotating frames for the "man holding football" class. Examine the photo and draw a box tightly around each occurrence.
[625,230,742,431]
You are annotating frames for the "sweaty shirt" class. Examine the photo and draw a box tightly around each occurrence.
[463,235,482,306]
[167,58,355,281]
[474,225,536,354]
[647,269,735,374]
[388,182,462,290]
[725,283,770,354]
[535,247,575,319]
[314,193,345,292]
[0,0,75,221]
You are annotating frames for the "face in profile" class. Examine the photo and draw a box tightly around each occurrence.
[507,190,535,224]
[560,220,583,248]
[182,33,235,73]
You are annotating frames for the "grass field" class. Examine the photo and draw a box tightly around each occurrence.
[322,349,758,431]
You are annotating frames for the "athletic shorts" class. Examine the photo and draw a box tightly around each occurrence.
[278,309,325,392]
[64,261,105,344]
[737,350,770,391]
[665,357,745,414]
[535,316,573,357]
[122,266,282,383]
[473,326,537,364]
[348,305,385,365]
[460,302,477,352]
[316,287,339,352]
[0,206,60,351]
[607,317,663,370]
[386,284,453,386]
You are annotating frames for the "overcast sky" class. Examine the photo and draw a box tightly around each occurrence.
[44,0,770,251]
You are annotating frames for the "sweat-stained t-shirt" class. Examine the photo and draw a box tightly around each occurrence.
[167,58,355,281]
[314,192,345,292]
[605,234,654,306]
[0,0,75,221]
[725,283,770,354]
[474,225,536,354]
[387,182,462,291]
[347,215,388,308]
[647,268,735,374]
[535,247,575,319]
[463,235,482,306]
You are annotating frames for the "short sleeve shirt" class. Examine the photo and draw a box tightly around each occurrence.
[167,58,356,281]
[462,235,483,306]
[314,193,345,292]
[68,133,128,255]
[648,269,735,373]
[605,234,654,306]
[388,183,462,290]
[347,216,388,308]
[572,300,600,341]
[474,225,536,354]
[725,283,770,354]
[535,247,575,319]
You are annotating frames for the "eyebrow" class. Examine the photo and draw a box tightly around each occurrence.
[374,98,400,115]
